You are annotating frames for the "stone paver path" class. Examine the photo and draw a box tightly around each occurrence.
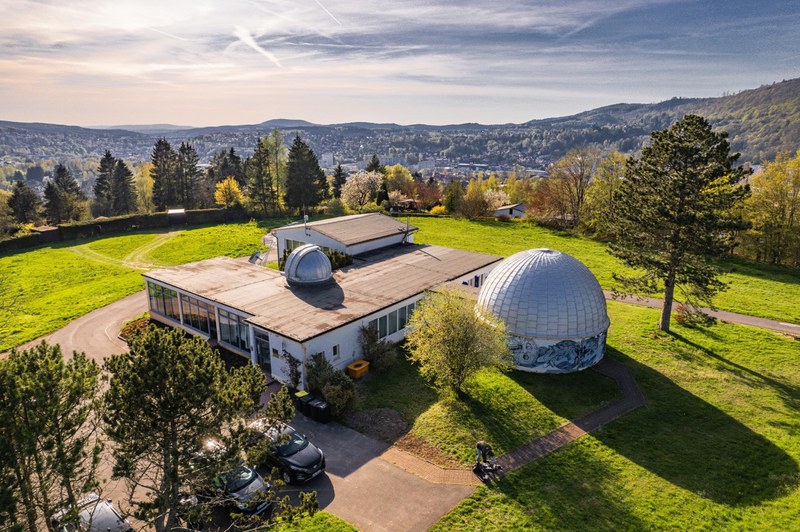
[498,358,646,472]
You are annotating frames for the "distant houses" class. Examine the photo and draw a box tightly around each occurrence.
[493,203,526,219]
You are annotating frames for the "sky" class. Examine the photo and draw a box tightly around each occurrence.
[1,0,799,127]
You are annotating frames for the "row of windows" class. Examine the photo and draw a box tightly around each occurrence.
[285,239,335,255]
[219,309,250,352]
[182,294,216,337]
[368,301,416,340]
[462,273,487,288]
[148,282,180,322]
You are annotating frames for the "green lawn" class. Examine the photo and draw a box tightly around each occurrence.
[410,217,800,324]
[0,219,289,352]
[357,348,619,464]
[434,301,800,530]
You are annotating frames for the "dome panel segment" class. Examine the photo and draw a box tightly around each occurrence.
[285,244,333,287]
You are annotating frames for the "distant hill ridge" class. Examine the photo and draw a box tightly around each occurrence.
[1,77,798,164]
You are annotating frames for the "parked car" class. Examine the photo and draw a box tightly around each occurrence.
[247,421,326,485]
[50,493,133,532]
[195,438,272,517]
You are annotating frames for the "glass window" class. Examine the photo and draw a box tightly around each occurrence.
[219,309,251,351]
[388,310,398,335]
[333,344,340,360]
[378,315,387,339]
[398,307,407,330]
[407,302,415,318]
[368,319,378,332]
[180,295,213,335]
[255,331,270,372]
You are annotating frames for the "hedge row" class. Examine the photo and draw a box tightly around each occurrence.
[0,207,249,255]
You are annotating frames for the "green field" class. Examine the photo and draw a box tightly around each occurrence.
[434,301,800,530]
[0,220,287,352]
[410,217,800,324]
[358,349,618,463]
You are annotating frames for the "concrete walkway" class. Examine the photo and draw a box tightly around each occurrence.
[604,291,800,337]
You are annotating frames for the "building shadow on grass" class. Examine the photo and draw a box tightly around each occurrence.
[583,347,799,506]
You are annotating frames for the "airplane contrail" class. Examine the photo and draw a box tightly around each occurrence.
[313,0,342,26]
[234,26,284,68]
[146,27,189,41]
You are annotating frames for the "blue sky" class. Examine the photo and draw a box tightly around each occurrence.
[0,0,798,126]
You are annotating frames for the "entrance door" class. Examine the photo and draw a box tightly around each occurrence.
[254,331,271,374]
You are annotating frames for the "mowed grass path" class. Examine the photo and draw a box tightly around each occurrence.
[0,220,290,352]
[410,217,800,324]
[435,302,800,530]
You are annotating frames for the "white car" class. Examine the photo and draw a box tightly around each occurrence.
[50,493,133,532]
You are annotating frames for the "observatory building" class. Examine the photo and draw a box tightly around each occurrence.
[143,213,500,387]
[477,248,609,373]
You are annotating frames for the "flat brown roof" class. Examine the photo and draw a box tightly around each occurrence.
[144,244,500,342]
[272,213,418,247]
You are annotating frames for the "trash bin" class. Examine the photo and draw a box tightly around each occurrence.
[308,399,332,423]
[347,359,370,379]
[295,392,314,417]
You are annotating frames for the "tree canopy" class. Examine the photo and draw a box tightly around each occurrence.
[406,289,511,394]
[609,114,750,332]
[284,135,327,212]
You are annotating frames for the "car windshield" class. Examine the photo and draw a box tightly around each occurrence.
[221,465,257,492]
[276,430,308,457]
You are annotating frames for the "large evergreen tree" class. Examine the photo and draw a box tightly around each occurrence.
[8,180,40,224]
[103,326,266,531]
[110,159,136,215]
[247,136,276,215]
[609,115,750,332]
[264,129,287,210]
[177,142,201,209]
[0,342,102,532]
[44,165,85,224]
[332,164,347,199]
[284,135,326,212]
[150,138,178,211]
[93,150,116,215]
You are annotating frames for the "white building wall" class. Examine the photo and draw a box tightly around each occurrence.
[347,233,414,255]
[274,227,346,257]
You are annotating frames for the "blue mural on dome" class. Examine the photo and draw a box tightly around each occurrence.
[509,333,606,373]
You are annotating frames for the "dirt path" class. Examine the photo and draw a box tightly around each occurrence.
[68,231,180,271]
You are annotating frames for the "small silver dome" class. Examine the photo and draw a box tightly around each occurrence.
[285,244,333,287]
[477,248,609,340]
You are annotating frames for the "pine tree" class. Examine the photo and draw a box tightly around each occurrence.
[609,115,750,332]
[8,180,40,224]
[103,326,267,531]
[93,150,115,215]
[284,135,326,212]
[365,154,384,174]
[150,138,178,211]
[177,142,201,209]
[247,136,275,215]
[111,159,136,215]
[332,164,347,199]
[0,342,103,531]
[44,165,85,224]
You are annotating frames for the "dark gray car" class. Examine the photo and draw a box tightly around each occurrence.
[248,421,326,485]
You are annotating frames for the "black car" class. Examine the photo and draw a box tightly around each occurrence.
[50,493,133,532]
[248,421,326,485]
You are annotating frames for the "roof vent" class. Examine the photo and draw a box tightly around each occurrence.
[284,244,333,287]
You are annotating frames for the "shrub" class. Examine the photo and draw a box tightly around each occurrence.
[321,371,357,416]
[429,205,447,216]
[496,214,512,222]
[282,350,303,390]
[305,352,336,394]
[358,325,397,373]
[119,313,151,344]
[325,198,347,216]
[674,304,718,327]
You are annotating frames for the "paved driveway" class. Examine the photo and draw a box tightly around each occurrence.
[284,416,474,531]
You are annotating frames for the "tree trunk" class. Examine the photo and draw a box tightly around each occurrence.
[660,270,676,332]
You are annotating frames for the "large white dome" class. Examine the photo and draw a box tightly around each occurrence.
[477,248,609,340]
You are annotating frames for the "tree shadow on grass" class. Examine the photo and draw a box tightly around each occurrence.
[485,440,650,531]
[590,347,799,506]
[670,331,800,413]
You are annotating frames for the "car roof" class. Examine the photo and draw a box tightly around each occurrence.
[52,494,130,532]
